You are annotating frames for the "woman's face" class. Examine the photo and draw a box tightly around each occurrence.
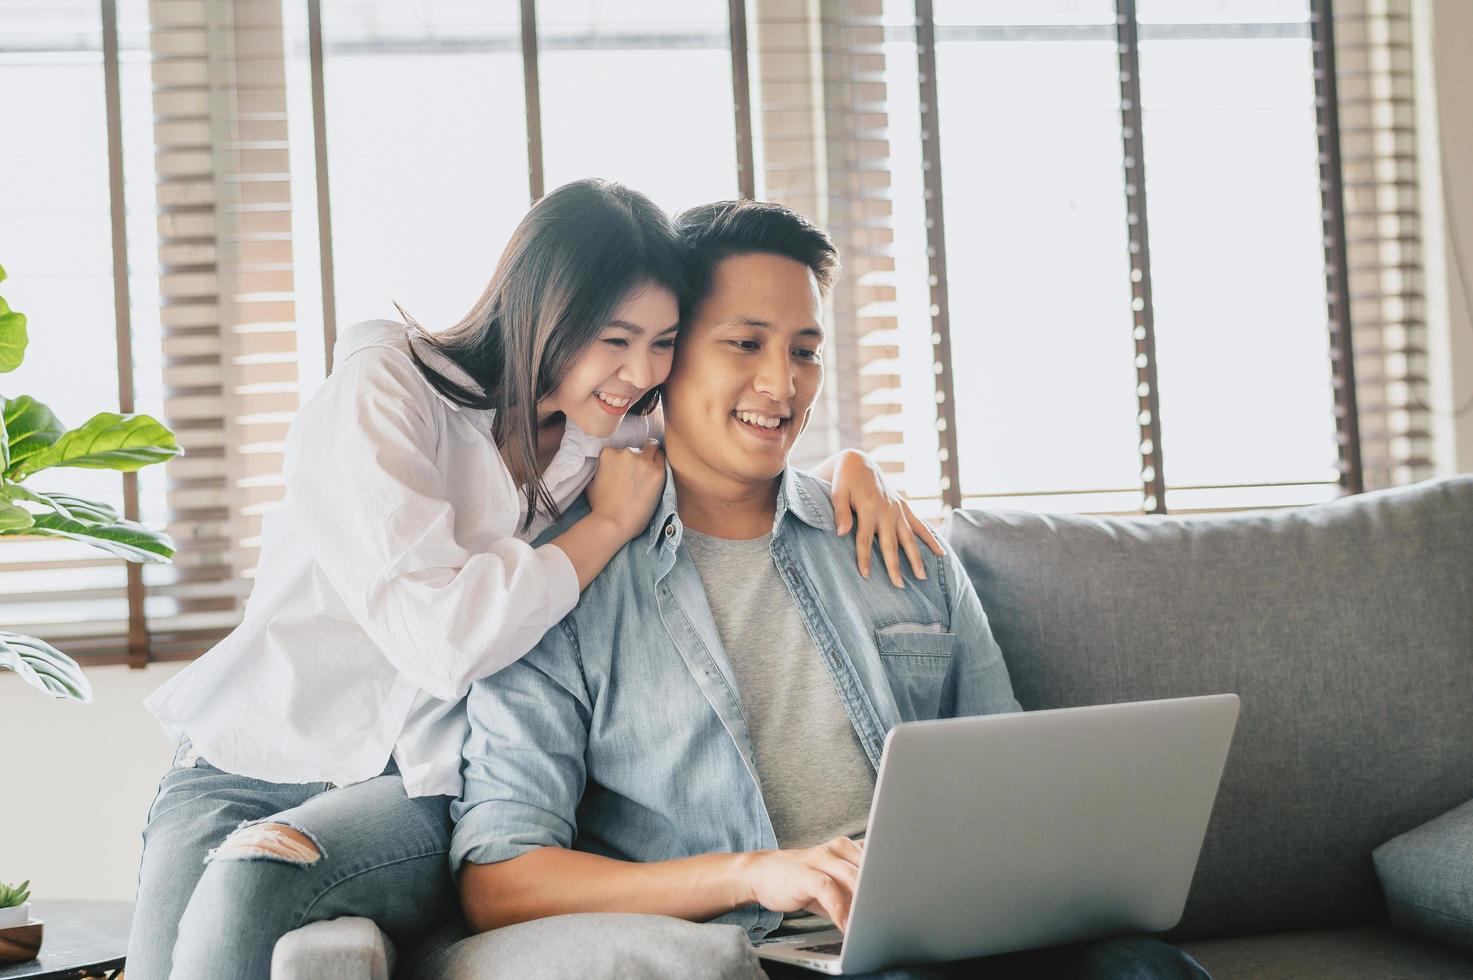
[540,283,681,438]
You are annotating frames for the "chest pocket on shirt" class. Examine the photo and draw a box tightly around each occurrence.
[874,623,955,720]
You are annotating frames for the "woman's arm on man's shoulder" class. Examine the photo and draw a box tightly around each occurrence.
[812,448,944,588]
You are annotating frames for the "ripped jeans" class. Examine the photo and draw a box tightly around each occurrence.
[126,740,456,980]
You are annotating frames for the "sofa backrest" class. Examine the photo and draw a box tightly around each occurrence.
[942,476,1473,939]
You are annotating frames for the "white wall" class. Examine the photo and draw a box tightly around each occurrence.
[0,663,184,902]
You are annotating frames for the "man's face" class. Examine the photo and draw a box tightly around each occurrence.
[662,252,825,487]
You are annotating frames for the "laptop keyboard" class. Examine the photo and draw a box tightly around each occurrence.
[796,942,844,955]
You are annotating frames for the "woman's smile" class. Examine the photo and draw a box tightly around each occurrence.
[593,390,636,414]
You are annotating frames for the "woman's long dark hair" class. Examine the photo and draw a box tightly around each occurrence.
[405,179,691,530]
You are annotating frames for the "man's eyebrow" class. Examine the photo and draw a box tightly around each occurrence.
[716,314,770,330]
[607,320,679,336]
[715,314,825,339]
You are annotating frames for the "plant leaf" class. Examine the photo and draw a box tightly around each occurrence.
[0,295,26,374]
[0,881,29,908]
[45,492,121,524]
[22,512,175,562]
[0,484,120,525]
[0,265,24,374]
[0,500,34,532]
[0,630,93,702]
[2,395,66,480]
[8,410,181,480]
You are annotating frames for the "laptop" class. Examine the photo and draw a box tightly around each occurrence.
[754,694,1239,975]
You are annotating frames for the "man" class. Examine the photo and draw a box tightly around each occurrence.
[449,200,1209,979]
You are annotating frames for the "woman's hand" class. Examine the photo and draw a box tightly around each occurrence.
[586,439,667,540]
[740,837,865,932]
[827,449,944,587]
[555,440,667,591]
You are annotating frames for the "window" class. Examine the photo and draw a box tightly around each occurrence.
[537,0,738,214]
[316,1,529,334]
[931,0,1145,512]
[2,0,1405,666]
[0,2,130,657]
[1137,0,1342,510]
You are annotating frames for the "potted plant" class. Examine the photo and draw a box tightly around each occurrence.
[0,879,42,965]
[0,881,28,929]
[0,262,181,701]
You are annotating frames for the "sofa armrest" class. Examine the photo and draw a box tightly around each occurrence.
[271,917,396,980]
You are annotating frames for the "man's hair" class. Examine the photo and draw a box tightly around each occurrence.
[674,200,840,308]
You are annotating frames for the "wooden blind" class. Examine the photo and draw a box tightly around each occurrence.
[1333,0,1434,489]
[137,0,303,663]
[747,0,903,477]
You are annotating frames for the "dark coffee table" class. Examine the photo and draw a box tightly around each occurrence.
[0,902,131,980]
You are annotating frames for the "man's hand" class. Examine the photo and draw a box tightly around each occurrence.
[740,837,864,931]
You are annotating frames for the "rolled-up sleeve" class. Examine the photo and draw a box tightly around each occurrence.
[287,349,581,702]
[941,547,1023,718]
[450,618,592,872]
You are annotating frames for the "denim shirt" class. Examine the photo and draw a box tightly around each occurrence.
[451,467,1020,941]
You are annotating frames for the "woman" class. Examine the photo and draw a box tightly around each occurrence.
[126,179,939,979]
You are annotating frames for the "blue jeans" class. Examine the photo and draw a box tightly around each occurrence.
[126,742,455,980]
[761,936,1211,979]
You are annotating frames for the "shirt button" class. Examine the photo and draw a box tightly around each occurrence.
[664,523,675,537]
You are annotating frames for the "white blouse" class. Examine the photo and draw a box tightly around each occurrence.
[145,319,653,797]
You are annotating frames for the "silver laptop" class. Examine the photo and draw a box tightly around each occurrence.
[755,694,1239,975]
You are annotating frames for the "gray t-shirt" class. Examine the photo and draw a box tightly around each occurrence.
[683,528,875,849]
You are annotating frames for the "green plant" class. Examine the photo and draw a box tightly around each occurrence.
[0,263,182,701]
[0,880,29,909]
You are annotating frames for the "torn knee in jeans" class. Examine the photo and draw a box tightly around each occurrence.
[207,821,324,866]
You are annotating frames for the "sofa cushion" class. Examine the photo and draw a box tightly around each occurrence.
[1374,797,1473,951]
[1177,926,1473,979]
[395,913,763,980]
[943,476,1473,938]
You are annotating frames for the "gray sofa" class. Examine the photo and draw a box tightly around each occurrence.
[272,474,1473,979]
[946,474,1473,978]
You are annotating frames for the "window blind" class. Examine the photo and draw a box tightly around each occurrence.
[135,0,304,663]
[746,0,904,478]
[1332,0,1434,489]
